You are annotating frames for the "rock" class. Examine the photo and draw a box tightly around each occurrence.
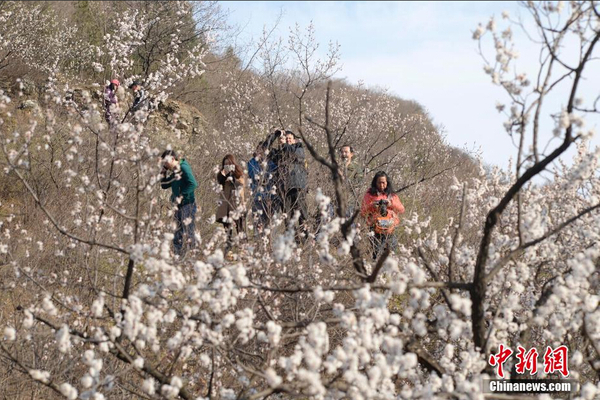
[18,79,37,96]
[154,99,207,137]
[176,120,189,130]
[19,99,39,111]
[65,88,93,110]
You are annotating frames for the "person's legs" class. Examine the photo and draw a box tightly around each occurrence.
[173,203,196,257]
[182,203,197,253]
[273,193,283,215]
[296,189,308,228]
[372,233,397,260]
[283,189,292,227]
[368,231,376,260]
[388,233,398,254]
[297,190,309,241]
[287,188,308,242]
[273,182,285,216]
[231,215,245,244]
[283,189,292,216]
[222,221,234,251]
[371,232,386,260]
[236,216,245,236]
[253,196,269,232]
[173,207,184,256]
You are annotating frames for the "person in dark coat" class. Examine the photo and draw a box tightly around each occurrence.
[260,129,309,242]
[263,129,287,215]
[280,131,309,242]
[128,80,147,113]
[216,154,246,253]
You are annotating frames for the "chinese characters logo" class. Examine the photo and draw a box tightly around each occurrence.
[489,345,569,378]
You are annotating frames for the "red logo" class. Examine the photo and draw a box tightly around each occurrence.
[489,344,513,378]
[489,345,569,378]
[515,346,539,375]
[543,346,569,377]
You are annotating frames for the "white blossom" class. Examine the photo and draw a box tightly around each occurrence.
[59,383,78,400]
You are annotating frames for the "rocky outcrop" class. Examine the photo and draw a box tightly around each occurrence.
[153,99,207,137]
[61,85,208,138]
[18,99,39,111]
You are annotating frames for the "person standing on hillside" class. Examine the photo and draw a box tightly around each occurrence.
[339,144,364,217]
[280,131,309,242]
[104,79,120,127]
[128,80,148,114]
[216,154,246,255]
[160,150,198,257]
[248,145,277,232]
[260,129,308,241]
[360,171,405,260]
[263,129,288,215]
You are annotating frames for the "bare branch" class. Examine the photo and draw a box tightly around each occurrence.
[366,248,390,283]
[485,200,600,284]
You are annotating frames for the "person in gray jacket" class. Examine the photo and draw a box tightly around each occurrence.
[280,130,308,242]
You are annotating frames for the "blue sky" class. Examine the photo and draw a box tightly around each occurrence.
[222,2,599,170]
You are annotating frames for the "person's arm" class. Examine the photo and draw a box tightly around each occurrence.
[389,195,405,215]
[160,168,174,189]
[263,130,281,150]
[390,195,404,227]
[216,170,227,185]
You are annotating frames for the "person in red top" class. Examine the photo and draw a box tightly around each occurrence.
[360,171,405,260]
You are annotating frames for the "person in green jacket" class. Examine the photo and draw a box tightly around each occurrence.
[340,144,364,216]
[160,150,198,256]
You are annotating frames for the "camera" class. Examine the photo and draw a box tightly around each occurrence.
[375,199,388,217]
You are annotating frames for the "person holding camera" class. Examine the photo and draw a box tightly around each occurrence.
[360,171,405,260]
[160,150,198,257]
[216,154,246,255]
[280,131,309,242]
[262,129,308,242]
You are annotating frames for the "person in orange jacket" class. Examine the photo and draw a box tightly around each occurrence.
[360,171,405,260]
